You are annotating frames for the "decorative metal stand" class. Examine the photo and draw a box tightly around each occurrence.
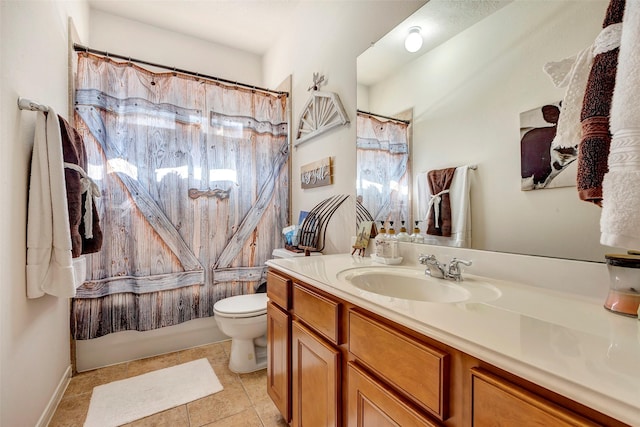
[295,194,375,255]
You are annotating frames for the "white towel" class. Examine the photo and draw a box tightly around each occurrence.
[543,23,622,152]
[26,108,76,298]
[601,1,640,249]
[416,166,471,248]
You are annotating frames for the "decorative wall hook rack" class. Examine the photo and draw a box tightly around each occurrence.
[17,97,48,112]
[295,74,349,147]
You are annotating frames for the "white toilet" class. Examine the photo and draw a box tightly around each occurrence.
[213,293,268,373]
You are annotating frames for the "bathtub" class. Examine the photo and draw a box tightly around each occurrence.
[75,316,228,371]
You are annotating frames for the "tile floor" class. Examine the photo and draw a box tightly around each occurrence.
[49,341,288,427]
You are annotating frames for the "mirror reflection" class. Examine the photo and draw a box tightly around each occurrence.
[356,110,411,232]
[357,0,623,262]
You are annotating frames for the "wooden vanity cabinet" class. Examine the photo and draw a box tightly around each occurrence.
[266,269,628,427]
[291,283,342,426]
[291,320,340,426]
[266,272,292,422]
[470,368,600,426]
[347,361,440,427]
[348,309,449,421]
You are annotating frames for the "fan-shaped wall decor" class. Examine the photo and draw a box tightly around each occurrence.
[295,91,349,147]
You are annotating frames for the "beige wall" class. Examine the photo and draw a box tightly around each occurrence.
[0,1,89,425]
[264,1,425,253]
[366,0,615,262]
[89,9,263,86]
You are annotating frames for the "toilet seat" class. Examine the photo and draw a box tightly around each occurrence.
[214,293,267,318]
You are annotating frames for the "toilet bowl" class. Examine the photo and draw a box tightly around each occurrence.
[213,293,268,373]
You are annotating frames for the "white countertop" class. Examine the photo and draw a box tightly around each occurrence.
[266,253,640,425]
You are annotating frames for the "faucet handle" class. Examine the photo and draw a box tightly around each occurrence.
[419,254,442,266]
[448,258,472,281]
[450,258,472,267]
[418,253,433,264]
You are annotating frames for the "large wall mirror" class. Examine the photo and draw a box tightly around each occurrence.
[357,0,624,262]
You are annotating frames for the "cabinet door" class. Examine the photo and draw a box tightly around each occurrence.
[267,302,291,422]
[348,362,440,427]
[292,320,340,427]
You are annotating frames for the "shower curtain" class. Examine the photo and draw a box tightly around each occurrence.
[356,112,410,226]
[71,53,289,340]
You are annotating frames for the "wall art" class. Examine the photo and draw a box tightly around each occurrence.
[300,157,332,189]
[520,101,577,190]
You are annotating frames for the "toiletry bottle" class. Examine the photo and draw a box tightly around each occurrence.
[397,220,411,242]
[387,221,399,258]
[374,221,388,258]
[411,220,424,243]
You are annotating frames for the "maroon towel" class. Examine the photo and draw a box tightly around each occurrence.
[577,0,625,206]
[426,167,456,237]
[59,115,103,256]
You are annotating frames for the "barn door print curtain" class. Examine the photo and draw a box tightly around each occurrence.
[71,53,289,340]
[356,112,410,225]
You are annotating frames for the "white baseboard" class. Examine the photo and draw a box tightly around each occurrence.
[36,365,71,427]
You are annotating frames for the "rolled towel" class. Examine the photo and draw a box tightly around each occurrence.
[426,167,456,237]
[577,0,625,205]
[601,0,640,249]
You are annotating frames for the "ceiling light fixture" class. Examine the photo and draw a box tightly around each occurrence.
[404,26,423,53]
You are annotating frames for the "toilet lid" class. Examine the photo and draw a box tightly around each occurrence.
[214,293,267,317]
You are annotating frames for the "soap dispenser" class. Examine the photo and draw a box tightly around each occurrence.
[411,220,424,243]
[374,221,388,258]
[386,221,399,258]
[397,220,411,242]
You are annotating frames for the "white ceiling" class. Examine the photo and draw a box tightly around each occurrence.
[358,0,512,86]
[88,0,511,85]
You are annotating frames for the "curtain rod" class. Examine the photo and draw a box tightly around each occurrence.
[73,43,288,97]
[357,109,410,125]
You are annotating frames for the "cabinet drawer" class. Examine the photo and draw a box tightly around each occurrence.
[348,362,439,427]
[348,310,449,420]
[293,284,340,345]
[471,368,598,426]
[267,271,291,309]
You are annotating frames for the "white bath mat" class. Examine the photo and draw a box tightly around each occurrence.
[84,358,222,427]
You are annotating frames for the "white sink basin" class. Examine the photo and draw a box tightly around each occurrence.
[336,266,501,303]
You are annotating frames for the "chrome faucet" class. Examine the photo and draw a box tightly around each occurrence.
[418,254,473,282]
[418,254,447,279]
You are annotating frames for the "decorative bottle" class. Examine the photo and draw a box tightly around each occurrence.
[386,221,399,258]
[411,220,424,243]
[374,221,388,258]
[397,220,411,242]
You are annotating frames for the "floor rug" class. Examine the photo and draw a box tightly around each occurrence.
[84,358,223,426]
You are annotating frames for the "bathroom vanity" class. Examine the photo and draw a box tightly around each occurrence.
[265,252,639,426]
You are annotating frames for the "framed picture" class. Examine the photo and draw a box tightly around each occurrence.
[520,102,577,191]
[354,220,375,249]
